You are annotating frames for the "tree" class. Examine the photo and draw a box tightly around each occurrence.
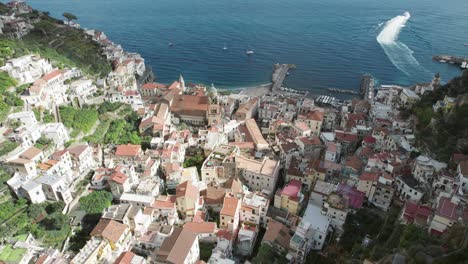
[79,191,113,214]
[252,244,288,264]
[45,201,65,214]
[41,213,68,231]
[62,12,77,23]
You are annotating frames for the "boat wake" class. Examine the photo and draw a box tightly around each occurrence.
[377,12,429,77]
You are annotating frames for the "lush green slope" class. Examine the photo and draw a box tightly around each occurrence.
[413,70,468,162]
[0,10,111,77]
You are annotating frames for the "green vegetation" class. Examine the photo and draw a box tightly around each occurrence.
[59,106,98,134]
[0,199,69,245]
[252,244,288,264]
[84,120,110,144]
[183,147,206,176]
[412,70,468,161]
[104,109,141,145]
[199,242,215,262]
[0,244,27,263]
[0,71,17,92]
[0,8,111,77]
[43,110,55,123]
[0,140,19,157]
[0,166,11,189]
[62,12,77,23]
[97,101,124,114]
[79,191,113,214]
[0,72,22,121]
[34,136,53,149]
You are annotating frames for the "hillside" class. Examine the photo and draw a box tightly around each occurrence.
[413,70,468,162]
[0,4,111,77]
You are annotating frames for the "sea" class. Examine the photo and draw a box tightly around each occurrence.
[25,0,468,93]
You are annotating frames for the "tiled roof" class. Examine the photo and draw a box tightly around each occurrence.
[176,181,199,200]
[183,222,216,234]
[90,219,128,243]
[220,196,239,217]
[20,146,42,160]
[115,144,141,157]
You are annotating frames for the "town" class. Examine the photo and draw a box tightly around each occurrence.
[0,1,467,264]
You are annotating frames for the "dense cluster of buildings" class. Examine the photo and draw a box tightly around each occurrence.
[0,2,468,264]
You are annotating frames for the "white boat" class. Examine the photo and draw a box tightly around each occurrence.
[223,43,228,50]
[246,49,254,55]
[168,42,173,47]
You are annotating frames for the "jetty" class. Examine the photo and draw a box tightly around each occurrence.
[360,74,375,101]
[433,55,468,69]
[271,63,296,92]
[326,88,360,95]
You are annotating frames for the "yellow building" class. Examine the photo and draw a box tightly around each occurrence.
[274,180,303,215]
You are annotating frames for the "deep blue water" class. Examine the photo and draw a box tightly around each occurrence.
[24,0,468,92]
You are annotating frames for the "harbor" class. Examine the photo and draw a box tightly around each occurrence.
[271,63,296,93]
[433,55,468,69]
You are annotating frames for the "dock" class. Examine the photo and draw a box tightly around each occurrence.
[433,55,468,69]
[271,63,296,92]
[326,88,360,95]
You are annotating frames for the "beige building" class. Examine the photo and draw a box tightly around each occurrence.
[235,155,280,195]
[201,145,239,185]
[296,109,324,136]
[245,118,269,151]
[176,181,200,218]
[220,195,240,232]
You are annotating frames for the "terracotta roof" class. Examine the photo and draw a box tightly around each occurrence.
[346,155,363,172]
[200,186,226,205]
[176,181,199,200]
[363,135,376,144]
[306,110,324,121]
[335,131,358,142]
[152,195,176,209]
[359,172,379,182]
[403,201,432,223]
[216,229,233,241]
[90,219,128,243]
[166,228,198,264]
[114,251,135,264]
[436,197,468,222]
[220,196,239,217]
[298,136,322,146]
[183,222,216,234]
[171,94,208,118]
[42,69,63,81]
[124,90,139,96]
[115,144,141,157]
[20,146,42,160]
[110,171,128,185]
[263,219,292,250]
[67,145,88,157]
[142,82,167,89]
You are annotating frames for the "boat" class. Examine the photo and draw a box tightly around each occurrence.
[223,43,228,50]
[245,48,254,55]
[168,42,173,47]
[464,44,468,47]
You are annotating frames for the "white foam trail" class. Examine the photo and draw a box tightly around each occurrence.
[376,12,429,77]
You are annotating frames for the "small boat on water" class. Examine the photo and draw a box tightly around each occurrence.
[464,43,468,47]
[245,48,254,55]
[168,42,173,47]
[223,43,228,50]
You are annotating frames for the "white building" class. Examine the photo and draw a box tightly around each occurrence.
[42,123,70,148]
[240,191,269,227]
[0,54,53,84]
